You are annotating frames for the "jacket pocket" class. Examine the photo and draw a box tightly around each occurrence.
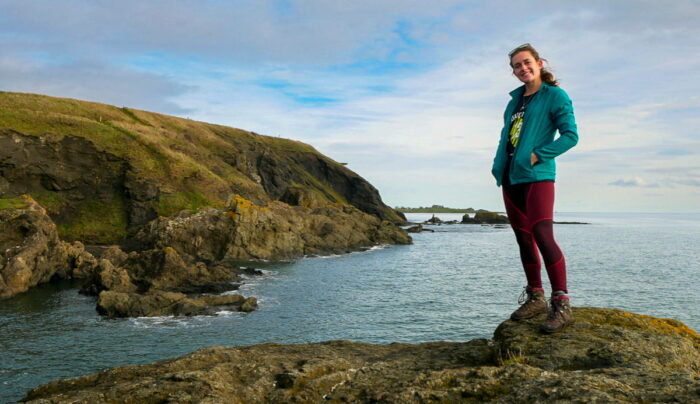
[511,149,533,179]
[531,159,555,180]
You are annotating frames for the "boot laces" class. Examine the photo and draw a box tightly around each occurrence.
[547,295,568,318]
[517,286,539,305]
[517,286,529,305]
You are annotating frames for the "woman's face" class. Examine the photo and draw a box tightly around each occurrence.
[510,50,543,84]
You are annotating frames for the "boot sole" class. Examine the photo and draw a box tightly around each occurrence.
[540,321,572,334]
[510,307,547,321]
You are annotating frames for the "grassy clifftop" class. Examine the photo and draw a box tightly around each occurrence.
[0,91,402,242]
[0,91,317,208]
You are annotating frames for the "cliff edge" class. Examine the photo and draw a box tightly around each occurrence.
[21,308,700,403]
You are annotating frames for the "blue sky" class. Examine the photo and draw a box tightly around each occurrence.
[1,0,699,212]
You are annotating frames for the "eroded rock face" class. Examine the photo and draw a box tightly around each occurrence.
[0,196,98,299]
[132,196,412,262]
[0,131,158,241]
[21,308,700,403]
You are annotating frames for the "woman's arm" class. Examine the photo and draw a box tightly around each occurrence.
[533,89,578,163]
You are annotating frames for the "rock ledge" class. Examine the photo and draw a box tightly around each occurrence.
[22,307,700,403]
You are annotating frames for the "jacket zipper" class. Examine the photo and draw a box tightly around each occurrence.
[509,93,536,183]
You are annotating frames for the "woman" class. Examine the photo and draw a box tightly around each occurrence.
[491,43,578,333]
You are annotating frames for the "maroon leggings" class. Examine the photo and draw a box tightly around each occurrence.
[502,181,567,293]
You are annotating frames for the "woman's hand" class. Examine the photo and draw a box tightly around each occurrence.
[530,152,539,166]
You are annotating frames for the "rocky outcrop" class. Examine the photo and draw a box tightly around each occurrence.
[406,224,434,233]
[462,210,509,224]
[72,194,408,317]
[76,245,260,318]
[1,193,408,315]
[96,290,257,317]
[0,195,98,299]
[75,194,408,317]
[0,196,260,314]
[425,215,442,224]
[21,308,700,403]
[131,195,411,261]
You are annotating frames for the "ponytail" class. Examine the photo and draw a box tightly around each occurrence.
[540,66,559,87]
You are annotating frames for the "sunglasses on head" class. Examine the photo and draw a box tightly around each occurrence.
[509,43,532,57]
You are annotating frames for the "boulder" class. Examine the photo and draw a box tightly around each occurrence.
[78,244,256,318]
[22,308,700,403]
[0,196,99,299]
[406,224,423,233]
[95,290,255,317]
[406,224,435,233]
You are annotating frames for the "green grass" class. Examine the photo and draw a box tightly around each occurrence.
[29,190,71,215]
[57,196,128,243]
[119,107,152,127]
[155,190,221,217]
[0,91,345,212]
[0,197,29,210]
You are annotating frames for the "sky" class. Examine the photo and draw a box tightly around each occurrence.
[1,0,699,212]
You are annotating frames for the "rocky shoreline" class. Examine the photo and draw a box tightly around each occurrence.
[19,307,700,403]
[1,195,410,318]
[1,92,413,317]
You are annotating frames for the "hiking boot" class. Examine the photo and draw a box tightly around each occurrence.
[510,286,547,321]
[540,291,573,333]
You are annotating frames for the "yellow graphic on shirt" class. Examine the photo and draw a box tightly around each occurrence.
[509,115,523,148]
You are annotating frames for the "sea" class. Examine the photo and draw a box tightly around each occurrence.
[1,212,699,403]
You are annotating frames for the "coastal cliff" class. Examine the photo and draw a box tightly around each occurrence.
[0,91,410,305]
[0,91,404,244]
[21,308,700,403]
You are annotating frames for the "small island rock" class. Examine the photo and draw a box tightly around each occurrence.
[462,210,509,224]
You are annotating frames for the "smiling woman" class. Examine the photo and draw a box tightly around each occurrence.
[491,43,579,334]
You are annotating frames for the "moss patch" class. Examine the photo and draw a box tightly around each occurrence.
[155,191,219,217]
[57,196,128,243]
[29,190,70,215]
[0,197,29,210]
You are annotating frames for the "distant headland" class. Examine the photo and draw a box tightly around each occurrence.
[396,205,477,213]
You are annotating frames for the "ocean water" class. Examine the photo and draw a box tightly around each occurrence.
[1,212,699,403]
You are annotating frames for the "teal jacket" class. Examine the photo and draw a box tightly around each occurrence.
[491,82,578,186]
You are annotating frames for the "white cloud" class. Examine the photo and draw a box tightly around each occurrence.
[609,178,660,188]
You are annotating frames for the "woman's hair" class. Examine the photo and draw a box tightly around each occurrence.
[509,43,559,87]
